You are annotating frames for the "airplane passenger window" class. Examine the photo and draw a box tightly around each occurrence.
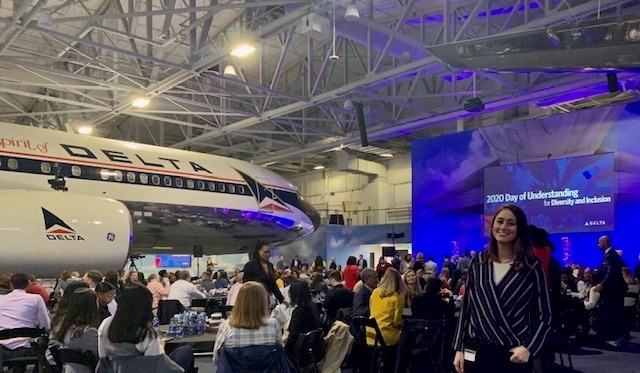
[140,173,148,184]
[197,181,205,190]
[127,172,136,183]
[151,175,160,185]
[164,176,172,186]
[114,171,123,182]
[238,186,245,194]
[100,169,111,180]
[186,179,195,189]
[229,185,235,193]
[40,162,52,174]
[7,158,18,170]
[175,178,183,188]
[71,166,81,176]
[219,183,226,192]
[208,182,215,191]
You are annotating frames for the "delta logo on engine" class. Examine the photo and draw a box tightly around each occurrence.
[42,208,85,241]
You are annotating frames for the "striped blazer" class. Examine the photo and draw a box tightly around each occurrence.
[453,252,551,356]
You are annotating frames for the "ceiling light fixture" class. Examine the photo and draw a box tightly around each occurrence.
[77,126,93,135]
[230,43,256,58]
[345,4,360,21]
[329,0,339,60]
[223,64,237,77]
[379,153,394,158]
[131,97,150,108]
[313,165,325,170]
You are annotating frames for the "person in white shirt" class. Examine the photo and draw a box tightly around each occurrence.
[0,273,51,350]
[168,271,205,308]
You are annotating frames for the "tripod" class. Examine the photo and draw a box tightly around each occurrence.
[127,256,139,272]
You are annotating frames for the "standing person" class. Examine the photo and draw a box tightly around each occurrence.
[55,288,100,373]
[391,252,401,272]
[622,268,639,341]
[424,256,438,278]
[594,235,628,347]
[206,257,214,273]
[98,283,195,372]
[276,256,286,271]
[413,253,425,272]
[457,251,471,272]
[329,257,338,271]
[291,255,302,270]
[453,204,551,373]
[311,256,327,273]
[357,255,368,270]
[376,257,392,280]
[243,240,286,305]
[400,254,414,274]
[146,274,169,309]
[342,256,360,291]
[368,268,405,373]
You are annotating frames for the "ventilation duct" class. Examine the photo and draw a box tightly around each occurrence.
[336,151,386,178]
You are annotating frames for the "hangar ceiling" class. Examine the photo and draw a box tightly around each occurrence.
[0,0,639,175]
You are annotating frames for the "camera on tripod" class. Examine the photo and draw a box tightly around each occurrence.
[129,252,146,260]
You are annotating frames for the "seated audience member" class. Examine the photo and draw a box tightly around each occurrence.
[353,268,378,317]
[403,270,423,309]
[0,273,12,295]
[0,273,51,351]
[274,270,285,289]
[323,271,354,326]
[411,277,455,320]
[213,282,282,364]
[449,269,462,291]
[83,270,103,291]
[310,273,328,294]
[104,271,122,300]
[146,274,169,309]
[137,272,148,286]
[560,267,578,295]
[168,270,205,308]
[55,288,100,373]
[215,271,230,289]
[368,268,405,373]
[438,268,451,289]
[25,274,50,303]
[622,267,639,341]
[342,256,360,291]
[125,271,139,284]
[280,274,297,305]
[452,270,467,296]
[198,271,216,292]
[575,268,594,299]
[96,282,117,322]
[285,281,323,366]
[424,256,438,278]
[53,271,73,297]
[400,254,414,274]
[415,268,427,289]
[51,281,90,334]
[98,283,195,372]
[226,272,244,307]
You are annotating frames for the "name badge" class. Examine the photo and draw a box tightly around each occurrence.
[464,348,476,362]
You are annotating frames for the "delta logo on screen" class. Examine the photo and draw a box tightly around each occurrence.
[42,208,85,241]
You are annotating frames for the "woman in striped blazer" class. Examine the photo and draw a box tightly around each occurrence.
[453,204,551,373]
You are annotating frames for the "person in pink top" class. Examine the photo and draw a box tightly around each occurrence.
[342,256,360,291]
[146,274,169,309]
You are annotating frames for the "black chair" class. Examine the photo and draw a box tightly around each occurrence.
[395,319,445,373]
[291,329,325,373]
[157,300,185,325]
[50,345,98,371]
[350,316,386,373]
[0,328,50,373]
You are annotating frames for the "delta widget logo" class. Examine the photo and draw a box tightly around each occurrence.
[42,208,85,241]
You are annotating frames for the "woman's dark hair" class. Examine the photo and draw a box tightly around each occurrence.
[51,280,90,328]
[251,240,270,263]
[313,255,324,269]
[309,273,325,291]
[346,256,357,266]
[108,282,155,344]
[289,280,321,322]
[55,288,99,342]
[104,271,119,286]
[95,281,116,293]
[425,277,442,294]
[485,204,536,271]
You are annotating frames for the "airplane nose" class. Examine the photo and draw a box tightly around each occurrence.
[298,195,321,230]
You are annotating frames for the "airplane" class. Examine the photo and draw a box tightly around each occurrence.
[0,122,320,274]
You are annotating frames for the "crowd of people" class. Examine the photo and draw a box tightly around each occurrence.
[1,204,639,372]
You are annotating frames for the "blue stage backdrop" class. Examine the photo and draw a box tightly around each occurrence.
[413,102,640,269]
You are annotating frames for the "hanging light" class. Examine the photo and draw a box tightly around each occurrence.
[329,0,339,60]
[223,64,237,77]
[345,4,360,21]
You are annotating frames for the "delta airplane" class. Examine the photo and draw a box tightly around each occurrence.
[0,123,320,276]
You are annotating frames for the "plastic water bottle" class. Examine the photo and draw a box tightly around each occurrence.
[152,315,159,329]
[196,313,206,334]
[175,318,184,339]
[168,317,176,335]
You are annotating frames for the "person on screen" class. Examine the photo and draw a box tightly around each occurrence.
[453,204,551,373]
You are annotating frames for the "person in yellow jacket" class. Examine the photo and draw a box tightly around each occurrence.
[367,267,405,372]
